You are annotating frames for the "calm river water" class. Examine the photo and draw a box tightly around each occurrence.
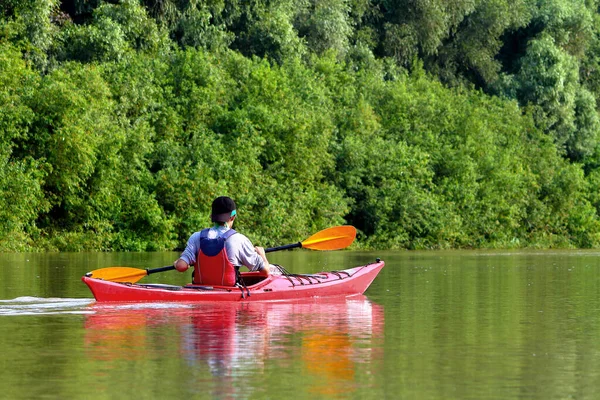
[1,249,600,399]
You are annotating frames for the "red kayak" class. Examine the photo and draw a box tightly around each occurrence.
[82,260,385,302]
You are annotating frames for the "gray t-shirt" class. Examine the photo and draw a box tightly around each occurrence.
[179,226,266,272]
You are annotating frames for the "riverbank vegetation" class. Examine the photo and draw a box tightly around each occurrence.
[2,0,600,251]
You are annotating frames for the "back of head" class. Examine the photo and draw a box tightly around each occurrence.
[211,196,236,223]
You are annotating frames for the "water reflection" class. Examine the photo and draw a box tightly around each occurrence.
[84,297,384,397]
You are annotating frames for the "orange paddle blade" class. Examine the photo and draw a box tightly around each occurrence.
[300,226,357,250]
[86,267,149,283]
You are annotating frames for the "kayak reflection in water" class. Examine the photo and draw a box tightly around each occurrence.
[84,298,384,397]
[173,196,274,286]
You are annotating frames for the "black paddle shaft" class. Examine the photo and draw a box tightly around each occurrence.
[265,242,302,253]
[147,265,176,275]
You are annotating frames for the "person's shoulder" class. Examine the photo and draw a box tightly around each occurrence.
[189,229,209,239]
[227,231,252,243]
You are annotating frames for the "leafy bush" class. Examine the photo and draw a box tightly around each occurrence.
[2,0,600,251]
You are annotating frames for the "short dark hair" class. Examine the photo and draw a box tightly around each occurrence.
[211,196,236,222]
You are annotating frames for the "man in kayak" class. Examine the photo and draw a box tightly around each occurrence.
[173,196,270,286]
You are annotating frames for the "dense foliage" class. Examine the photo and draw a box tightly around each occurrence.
[2,0,600,251]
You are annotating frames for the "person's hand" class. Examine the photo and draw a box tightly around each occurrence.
[174,259,189,272]
[255,246,266,258]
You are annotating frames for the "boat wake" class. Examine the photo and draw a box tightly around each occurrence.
[0,297,96,316]
[0,297,201,316]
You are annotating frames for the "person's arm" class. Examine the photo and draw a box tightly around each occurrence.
[174,232,201,272]
[254,246,270,274]
[233,235,269,273]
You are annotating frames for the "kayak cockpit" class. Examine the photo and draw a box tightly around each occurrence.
[181,271,272,294]
[238,271,270,286]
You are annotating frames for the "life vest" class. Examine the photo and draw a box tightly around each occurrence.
[193,228,238,286]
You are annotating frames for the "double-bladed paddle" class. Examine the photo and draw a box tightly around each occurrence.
[85,225,356,283]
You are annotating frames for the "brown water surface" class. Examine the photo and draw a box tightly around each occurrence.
[1,250,600,399]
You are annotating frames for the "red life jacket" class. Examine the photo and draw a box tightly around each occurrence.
[193,228,238,286]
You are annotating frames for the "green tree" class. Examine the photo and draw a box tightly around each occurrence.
[0,44,49,250]
[227,0,305,63]
[57,0,168,63]
[432,0,532,86]
[294,0,353,57]
[0,0,60,70]
[507,34,600,161]
[377,0,477,66]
